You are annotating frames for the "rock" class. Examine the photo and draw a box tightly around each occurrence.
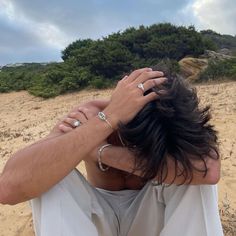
[179,57,208,81]
[179,50,235,81]
[201,50,233,60]
[218,48,232,56]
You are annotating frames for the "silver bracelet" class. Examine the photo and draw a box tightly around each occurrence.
[97,111,114,130]
[98,144,112,171]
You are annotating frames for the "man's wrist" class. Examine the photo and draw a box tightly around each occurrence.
[97,111,114,130]
[100,108,120,130]
[101,145,136,174]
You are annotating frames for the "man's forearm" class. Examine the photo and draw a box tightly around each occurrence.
[0,116,113,204]
[101,146,220,185]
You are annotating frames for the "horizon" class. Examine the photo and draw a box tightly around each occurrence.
[0,0,235,66]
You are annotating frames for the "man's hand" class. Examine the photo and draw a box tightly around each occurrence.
[57,99,110,162]
[47,99,109,138]
[57,99,109,132]
[103,69,166,128]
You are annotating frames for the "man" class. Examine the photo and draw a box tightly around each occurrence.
[0,68,223,235]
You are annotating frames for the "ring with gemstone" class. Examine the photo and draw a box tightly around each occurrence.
[137,83,145,92]
[73,120,81,127]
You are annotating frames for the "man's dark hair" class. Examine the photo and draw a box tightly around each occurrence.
[118,64,219,184]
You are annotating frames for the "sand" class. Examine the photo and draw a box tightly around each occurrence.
[0,82,235,236]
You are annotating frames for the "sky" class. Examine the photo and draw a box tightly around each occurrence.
[0,0,235,65]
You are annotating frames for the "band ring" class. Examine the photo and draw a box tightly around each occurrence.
[137,83,145,92]
[73,120,81,127]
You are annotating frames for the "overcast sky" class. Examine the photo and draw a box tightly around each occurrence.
[0,0,235,65]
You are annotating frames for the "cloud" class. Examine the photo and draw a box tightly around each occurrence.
[0,18,60,65]
[0,0,193,65]
[0,48,60,65]
[192,0,236,35]
[0,1,65,64]
[0,0,235,65]
[9,0,192,39]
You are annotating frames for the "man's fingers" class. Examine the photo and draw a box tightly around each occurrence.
[136,70,164,84]
[69,111,87,123]
[142,91,159,104]
[63,117,79,128]
[125,68,153,83]
[59,124,73,133]
[142,77,167,92]
[78,107,96,119]
[58,109,92,134]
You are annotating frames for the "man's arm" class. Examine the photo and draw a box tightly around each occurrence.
[101,146,221,185]
[73,101,221,185]
[0,101,113,205]
[0,117,114,205]
[0,68,164,205]
[0,101,112,205]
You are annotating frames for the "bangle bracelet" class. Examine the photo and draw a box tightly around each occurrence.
[98,144,112,171]
[97,111,114,130]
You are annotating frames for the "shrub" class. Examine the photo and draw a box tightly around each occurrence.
[199,58,236,81]
[1,23,234,98]
[88,76,114,89]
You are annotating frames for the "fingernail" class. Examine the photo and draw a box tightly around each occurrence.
[158,89,167,95]
[155,77,167,82]
[156,71,164,76]
[147,68,153,71]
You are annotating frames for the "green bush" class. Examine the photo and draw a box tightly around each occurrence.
[29,85,60,98]
[59,76,79,92]
[199,58,236,81]
[88,76,115,89]
[1,23,235,98]
[0,79,10,92]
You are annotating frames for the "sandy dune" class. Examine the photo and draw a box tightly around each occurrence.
[0,82,235,236]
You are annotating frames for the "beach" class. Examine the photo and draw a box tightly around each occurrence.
[0,81,235,235]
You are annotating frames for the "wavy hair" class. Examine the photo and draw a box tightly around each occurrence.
[118,64,219,184]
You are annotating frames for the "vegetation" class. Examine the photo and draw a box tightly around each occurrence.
[200,30,236,54]
[199,58,236,82]
[0,23,235,98]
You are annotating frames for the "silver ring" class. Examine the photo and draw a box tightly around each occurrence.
[73,120,81,127]
[137,83,145,92]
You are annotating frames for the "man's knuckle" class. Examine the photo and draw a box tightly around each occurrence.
[131,69,139,75]
[141,71,148,77]
[131,69,142,77]
[144,72,152,79]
